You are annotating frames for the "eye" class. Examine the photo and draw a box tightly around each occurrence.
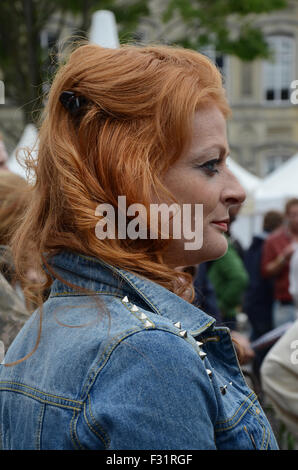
[197,158,220,175]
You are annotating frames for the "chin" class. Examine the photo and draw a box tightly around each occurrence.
[201,238,228,263]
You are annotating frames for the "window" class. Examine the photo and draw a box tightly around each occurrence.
[263,35,295,103]
[200,46,226,78]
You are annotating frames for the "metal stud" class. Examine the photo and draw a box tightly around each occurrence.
[179,330,188,338]
[139,312,147,320]
[196,341,203,347]
[131,305,139,312]
[144,320,153,328]
[122,296,129,303]
[174,321,182,329]
[220,385,227,395]
[199,351,207,360]
[206,369,212,378]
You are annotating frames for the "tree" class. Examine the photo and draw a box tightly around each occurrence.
[161,0,288,60]
[0,0,289,127]
[0,0,149,125]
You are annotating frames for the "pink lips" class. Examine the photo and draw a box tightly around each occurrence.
[211,219,229,232]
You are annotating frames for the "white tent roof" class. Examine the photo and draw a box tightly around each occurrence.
[228,157,261,194]
[7,124,38,181]
[255,152,298,201]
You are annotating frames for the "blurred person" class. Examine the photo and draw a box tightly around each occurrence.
[191,263,254,365]
[207,204,249,331]
[0,43,278,450]
[227,203,245,261]
[0,133,9,171]
[0,171,31,349]
[192,263,222,324]
[243,210,284,381]
[262,198,298,328]
[289,245,298,314]
[261,319,298,441]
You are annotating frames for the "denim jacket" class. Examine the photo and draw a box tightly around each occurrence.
[0,250,279,450]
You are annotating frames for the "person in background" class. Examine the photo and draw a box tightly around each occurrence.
[289,244,298,314]
[207,204,249,331]
[192,262,254,365]
[0,171,31,350]
[243,210,284,380]
[227,203,245,261]
[262,198,298,328]
[184,264,222,324]
[261,319,298,441]
[0,133,9,171]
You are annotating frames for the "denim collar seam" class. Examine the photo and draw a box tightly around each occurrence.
[49,291,124,299]
[54,252,215,334]
[77,253,163,316]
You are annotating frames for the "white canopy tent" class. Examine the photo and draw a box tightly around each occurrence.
[232,153,298,248]
[227,158,262,249]
[254,152,298,212]
[228,157,261,196]
[89,10,119,48]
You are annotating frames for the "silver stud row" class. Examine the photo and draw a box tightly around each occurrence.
[122,296,154,328]
[172,319,212,379]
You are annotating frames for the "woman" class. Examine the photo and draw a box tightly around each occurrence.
[0,43,278,450]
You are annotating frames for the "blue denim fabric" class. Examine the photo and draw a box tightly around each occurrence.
[0,251,279,450]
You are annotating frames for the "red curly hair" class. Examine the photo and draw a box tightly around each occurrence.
[8,43,230,364]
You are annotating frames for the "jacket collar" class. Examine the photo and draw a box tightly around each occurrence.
[47,250,216,337]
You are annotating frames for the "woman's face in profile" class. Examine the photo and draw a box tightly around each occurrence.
[162,104,246,268]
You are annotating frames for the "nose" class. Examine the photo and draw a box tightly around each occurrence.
[222,168,246,207]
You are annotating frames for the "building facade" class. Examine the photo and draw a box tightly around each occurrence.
[226,0,298,177]
[140,0,298,178]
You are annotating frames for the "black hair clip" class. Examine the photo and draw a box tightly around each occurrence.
[59,91,88,115]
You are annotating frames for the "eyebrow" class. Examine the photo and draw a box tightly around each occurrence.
[190,145,230,158]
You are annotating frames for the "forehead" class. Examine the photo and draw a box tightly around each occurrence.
[190,105,228,151]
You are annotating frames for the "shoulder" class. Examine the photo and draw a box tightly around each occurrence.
[83,307,218,449]
[266,227,288,245]
[67,293,216,393]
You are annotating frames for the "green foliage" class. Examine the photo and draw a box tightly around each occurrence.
[162,0,288,60]
[0,0,289,124]
[0,0,148,123]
